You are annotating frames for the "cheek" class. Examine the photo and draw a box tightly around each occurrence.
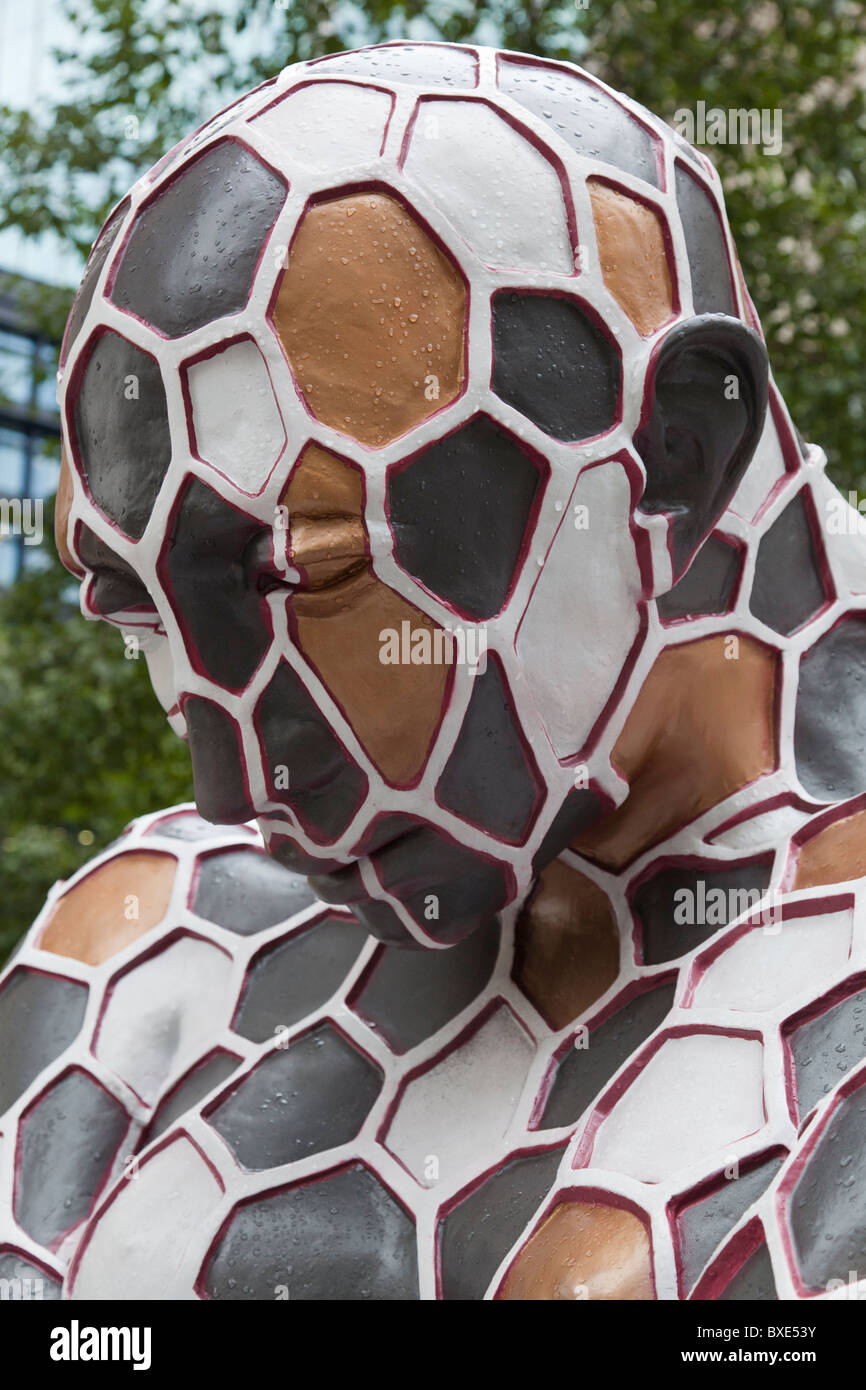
[290,576,453,788]
[515,460,644,759]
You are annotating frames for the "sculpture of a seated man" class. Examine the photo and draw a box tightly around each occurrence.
[2,40,865,1302]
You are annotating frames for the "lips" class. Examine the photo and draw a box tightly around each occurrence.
[263,817,416,906]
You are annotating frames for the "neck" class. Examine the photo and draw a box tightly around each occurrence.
[517,430,866,1022]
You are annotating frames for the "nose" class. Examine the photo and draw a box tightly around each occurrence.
[183,694,257,823]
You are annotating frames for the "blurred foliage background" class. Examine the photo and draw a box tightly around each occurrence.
[0,0,865,955]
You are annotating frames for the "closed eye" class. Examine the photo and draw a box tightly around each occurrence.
[290,516,368,590]
[247,518,368,595]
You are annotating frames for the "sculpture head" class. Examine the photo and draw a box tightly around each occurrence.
[55,42,775,946]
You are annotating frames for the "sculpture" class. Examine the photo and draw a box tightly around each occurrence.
[1,40,864,1301]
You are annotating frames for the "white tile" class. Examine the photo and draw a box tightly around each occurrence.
[590,1032,765,1181]
[385,1005,533,1186]
[403,99,574,273]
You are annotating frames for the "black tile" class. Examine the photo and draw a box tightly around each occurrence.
[539,981,676,1129]
[795,617,866,800]
[193,848,317,934]
[789,1083,866,1291]
[675,162,735,315]
[436,657,540,842]
[438,1146,564,1300]
[677,1154,784,1295]
[750,492,827,635]
[234,917,369,1042]
[657,534,741,622]
[15,1069,128,1246]
[492,291,620,442]
[110,141,286,337]
[208,1024,382,1169]
[203,1163,418,1299]
[72,331,171,540]
[254,659,368,842]
[790,987,866,1122]
[354,918,500,1052]
[0,968,88,1114]
[632,860,772,965]
[387,415,541,621]
[498,59,659,186]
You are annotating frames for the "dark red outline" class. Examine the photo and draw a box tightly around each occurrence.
[89,925,233,1107]
[657,529,746,628]
[495,51,666,193]
[432,649,546,848]
[489,284,624,442]
[105,136,289,340]
[193,1154,418,1300]
[491,1181,657,1300]
[680,890,856,1012]
[63,324,170,548]
[673,156,738,316]
[155,472,277,697]
[378,997,530,1162]
[689,1214,768,1301]
[586,171,681,330]
[627,848,775,969]
[527,970,679,1131]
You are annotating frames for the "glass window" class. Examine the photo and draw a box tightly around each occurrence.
[30,435,61,498]
[0,533,20,586]
[0,328,34,406]
[34,341,59,412]
[0,427,26,495]
[21,545,52,575]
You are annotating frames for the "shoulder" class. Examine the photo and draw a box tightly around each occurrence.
[0,805,331,1286]
[0,804,326,1129]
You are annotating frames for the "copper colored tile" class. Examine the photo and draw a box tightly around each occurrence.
[793,808,866,890]
[514,859,620,1029]
[55,447,84,576]
[39,850,177,966]
[500,1200,654,1300]
[576,635,778,871]
[588,179,674,336]
[272,192,466,447]
[283,442,364,520]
